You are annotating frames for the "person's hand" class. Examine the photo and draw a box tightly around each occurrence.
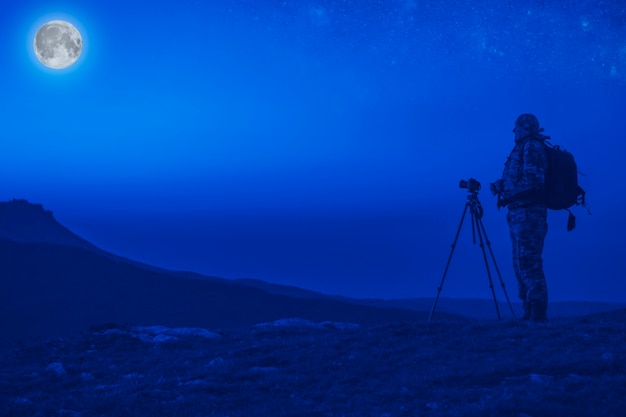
[490,180,503,196]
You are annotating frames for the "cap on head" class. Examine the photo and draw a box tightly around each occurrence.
[514,114,541,134]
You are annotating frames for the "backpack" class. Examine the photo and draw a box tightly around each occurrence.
[528,138,588,230]
[541,141,585,211]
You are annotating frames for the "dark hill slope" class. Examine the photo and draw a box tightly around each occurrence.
[0,199,228,281]
[0,238,435,343]
[0,199,98,251]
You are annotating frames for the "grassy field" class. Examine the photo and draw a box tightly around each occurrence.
[1,311,625,417]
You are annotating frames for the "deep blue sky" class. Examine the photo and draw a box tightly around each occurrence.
[1,0,625,302]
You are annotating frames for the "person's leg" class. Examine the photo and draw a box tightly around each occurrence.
[507,209,529,319]
[516,206,549,321]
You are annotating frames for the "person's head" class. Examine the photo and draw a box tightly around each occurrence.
[513,113,543,142]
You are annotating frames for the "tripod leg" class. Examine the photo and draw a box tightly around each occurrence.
[476,216,517,318]
[429,203,470,322]
[472,208,502,320]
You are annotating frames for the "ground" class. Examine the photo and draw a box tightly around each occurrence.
[1,312,625,417]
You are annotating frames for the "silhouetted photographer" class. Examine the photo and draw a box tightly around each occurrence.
[490,114,551,323]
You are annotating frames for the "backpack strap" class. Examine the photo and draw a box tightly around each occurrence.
[565,209,576,231]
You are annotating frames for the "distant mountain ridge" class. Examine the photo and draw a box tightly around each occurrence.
[235,278,626,320]
[0,198,228,281]
[0,199,99,251]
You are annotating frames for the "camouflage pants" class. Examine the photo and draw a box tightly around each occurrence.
[506,205,548,304]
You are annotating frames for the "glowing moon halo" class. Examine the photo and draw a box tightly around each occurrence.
[33,20,83,69]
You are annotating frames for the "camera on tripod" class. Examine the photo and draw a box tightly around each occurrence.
[459,178,481,193]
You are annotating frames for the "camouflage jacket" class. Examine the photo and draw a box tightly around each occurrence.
[498,137,548,207]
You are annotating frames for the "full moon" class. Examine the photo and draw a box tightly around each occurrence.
[34,20,82,69]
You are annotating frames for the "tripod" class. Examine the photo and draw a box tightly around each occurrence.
[428,183,516,321]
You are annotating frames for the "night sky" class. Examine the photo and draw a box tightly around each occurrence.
[1,0,625,302]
